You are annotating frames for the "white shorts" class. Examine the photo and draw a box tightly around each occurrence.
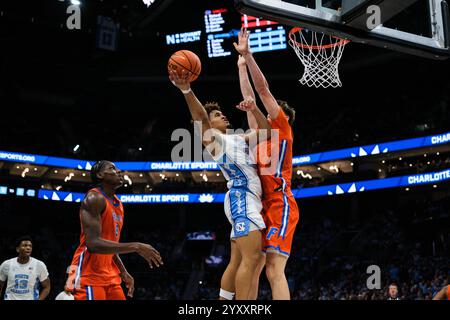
[224,189,266,239]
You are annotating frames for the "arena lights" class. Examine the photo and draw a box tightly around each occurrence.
[142,0,156,8]
[124,175,132,185]
[73,145,80,152]
[297,170,312,180]
[329,165,339,173]
[64,173,74,182]
[21,168,29,178]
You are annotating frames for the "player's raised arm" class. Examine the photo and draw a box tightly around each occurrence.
[236,97,272,144]
[169,69,214,146]
[237,55,259,130]
[81,192,163,268]
[234,28,281,120]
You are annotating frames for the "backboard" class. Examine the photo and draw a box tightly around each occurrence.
[235,0,450,59]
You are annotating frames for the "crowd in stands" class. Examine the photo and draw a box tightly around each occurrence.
[1,192,449,300]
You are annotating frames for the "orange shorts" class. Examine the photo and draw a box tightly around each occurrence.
[73,284,126,300]
[262,194,299,257]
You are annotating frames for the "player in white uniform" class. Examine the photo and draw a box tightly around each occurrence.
[214,133,266,239]
[0,236,50,300]
[169,69,271,300]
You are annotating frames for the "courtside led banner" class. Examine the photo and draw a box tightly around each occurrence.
[36,190,226,204]
[1,132,448,170]
[30,169,450,204]
[292,132,450,165]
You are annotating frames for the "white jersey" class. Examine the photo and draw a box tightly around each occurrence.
[210,132,265,238]
[212,132,262,197]
[0,257,49,300]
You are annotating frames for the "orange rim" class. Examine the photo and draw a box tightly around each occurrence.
[289,27,350,50]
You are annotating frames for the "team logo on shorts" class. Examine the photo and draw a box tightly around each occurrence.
[234,218,250,237]
[266,227,279,240]
[235,222,246,232]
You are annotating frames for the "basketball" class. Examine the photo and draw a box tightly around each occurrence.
[168,50,202,82]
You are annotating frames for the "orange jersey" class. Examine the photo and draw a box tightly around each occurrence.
[69,188,124,288]
[257,108,300,256]
[448,286,450,300]
[257,108,294,198]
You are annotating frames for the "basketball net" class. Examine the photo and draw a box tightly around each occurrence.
[289,27,349,88]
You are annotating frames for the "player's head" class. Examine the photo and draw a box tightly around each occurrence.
[204,102,231,133]
[275,100,295,126]
[16,235,33,257]
[90,160,124,189]
[388,283,398,298]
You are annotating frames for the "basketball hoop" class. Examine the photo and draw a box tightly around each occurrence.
[289,27,350,88]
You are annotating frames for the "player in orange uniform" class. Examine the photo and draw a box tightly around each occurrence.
[234,28,300,300]
[65,160,163,300]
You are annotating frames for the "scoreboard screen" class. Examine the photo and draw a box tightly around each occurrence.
[161,2,287,59]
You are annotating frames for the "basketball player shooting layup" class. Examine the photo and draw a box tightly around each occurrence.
[169,68,271,300]
[235,27,300,300]
[65,161,163,300]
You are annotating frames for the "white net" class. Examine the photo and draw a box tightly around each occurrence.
[289,28,349,88]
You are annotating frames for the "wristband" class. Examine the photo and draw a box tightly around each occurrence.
[181,88,192,95]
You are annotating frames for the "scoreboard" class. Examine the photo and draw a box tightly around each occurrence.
[162,4,287,59]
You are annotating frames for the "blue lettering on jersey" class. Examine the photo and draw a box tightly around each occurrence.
[12,274,30,294]
[112,211,123,222]
[115,223,119,237]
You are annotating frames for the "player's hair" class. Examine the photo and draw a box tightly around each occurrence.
[16,235,33,248]
[90,160,109,184]
[389,283,398,288]
[277,100,296,126]
[203,102,221,117]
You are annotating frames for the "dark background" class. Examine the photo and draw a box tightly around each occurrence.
[0,0,449,300]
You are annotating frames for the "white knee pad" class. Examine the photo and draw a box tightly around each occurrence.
[219,288,235,300]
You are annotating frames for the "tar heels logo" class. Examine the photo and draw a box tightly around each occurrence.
[235,222,246,232]
[266,227,278,240]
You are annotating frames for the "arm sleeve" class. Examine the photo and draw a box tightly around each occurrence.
[0,261,9,281]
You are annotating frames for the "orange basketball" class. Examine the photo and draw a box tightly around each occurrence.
[168,50,202,82]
